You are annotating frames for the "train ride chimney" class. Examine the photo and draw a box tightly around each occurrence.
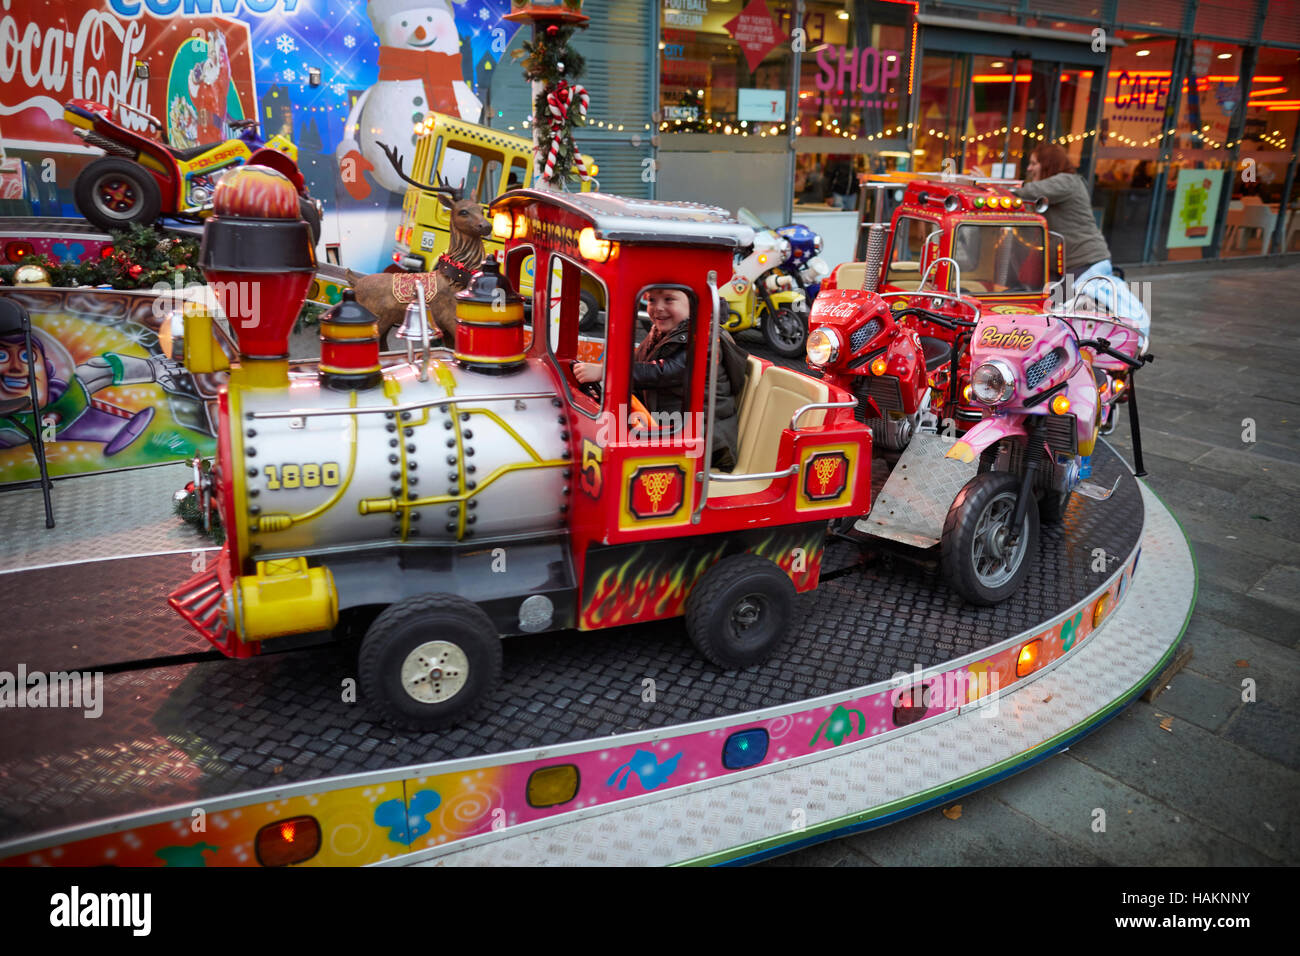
[318,289,383,391]
[199,165,316,388]
[454,257,526,374]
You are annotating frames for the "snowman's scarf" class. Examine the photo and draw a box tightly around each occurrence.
[377,46,463,113]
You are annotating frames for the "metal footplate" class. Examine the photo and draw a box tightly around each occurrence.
[854,432,976,549]
[1074,476,1121,501]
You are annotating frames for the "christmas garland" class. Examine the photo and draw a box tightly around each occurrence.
[0,224,202,290]
[514,23,589,188]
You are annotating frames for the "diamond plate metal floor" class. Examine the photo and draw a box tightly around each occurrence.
[0,443,1141,842]
[0,463,214,574]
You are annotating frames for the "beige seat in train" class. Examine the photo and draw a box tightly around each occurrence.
[709,357,829,498]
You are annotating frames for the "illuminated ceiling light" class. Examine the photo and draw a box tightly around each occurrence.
[991,61,1005,68]
[1136,49,1150,57]
[837,10,849,19]
[1217,52,1232,59]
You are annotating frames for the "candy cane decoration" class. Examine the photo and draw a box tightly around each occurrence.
[541,82,591,183]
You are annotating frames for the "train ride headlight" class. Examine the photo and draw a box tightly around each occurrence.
[513,213,529,238]
[492,212,514,240]
[1050,394,1071,415]
[870,357,888,377]
[805,328,840,366]
[971,359,1016,405]
[578,227,613,263]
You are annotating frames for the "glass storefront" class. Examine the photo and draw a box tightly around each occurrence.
[647,0,1297,266]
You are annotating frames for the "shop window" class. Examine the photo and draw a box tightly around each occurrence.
[951,224,1046,295]
[1158,40,1245,261]
[1224,47,1300,256]
[1093,36,1178,263]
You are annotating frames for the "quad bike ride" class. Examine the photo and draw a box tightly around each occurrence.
[940,307,1152,603]
[62,99,321,243]
[719,208,811,358]
[169,181,872,729]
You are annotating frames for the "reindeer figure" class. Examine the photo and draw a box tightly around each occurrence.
[346,143,492,350]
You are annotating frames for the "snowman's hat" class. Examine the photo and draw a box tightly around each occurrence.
[367,0,455,33]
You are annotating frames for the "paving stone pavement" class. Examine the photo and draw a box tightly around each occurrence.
[762,261,1300,867]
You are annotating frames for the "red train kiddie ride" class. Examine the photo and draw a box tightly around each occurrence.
[169,179,873,729]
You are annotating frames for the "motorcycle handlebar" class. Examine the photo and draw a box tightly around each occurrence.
[1079,337,1151,369]
[892,307,976,330]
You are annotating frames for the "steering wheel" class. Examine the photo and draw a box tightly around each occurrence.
[570,361,601,402]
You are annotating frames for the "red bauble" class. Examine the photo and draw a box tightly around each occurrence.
[128,264,143,278]
[546,24,558,35]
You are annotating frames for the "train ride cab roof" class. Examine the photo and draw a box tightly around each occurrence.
[492,190,756,248]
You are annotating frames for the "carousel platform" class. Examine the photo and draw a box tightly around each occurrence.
[0,440,1194,866]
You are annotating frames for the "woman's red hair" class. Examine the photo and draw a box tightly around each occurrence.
[1032,144,1076,179]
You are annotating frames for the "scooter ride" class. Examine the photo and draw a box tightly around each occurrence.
[775,222,831,302]
[63,99,321,243]
[720,209,809,358]
[1057,273,1151,438]
[940,309,1151,604]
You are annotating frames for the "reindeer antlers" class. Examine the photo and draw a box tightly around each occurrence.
[376,141,461,198]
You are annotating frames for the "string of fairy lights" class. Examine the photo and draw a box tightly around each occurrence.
[498,110,1290,152]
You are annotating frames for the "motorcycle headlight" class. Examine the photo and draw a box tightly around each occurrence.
[806,328,840,366]
[971,359,1016,405]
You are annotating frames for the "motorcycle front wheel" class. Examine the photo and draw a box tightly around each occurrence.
[75,158,162,232]
[762,305,807,358]
[941,471,1038,605]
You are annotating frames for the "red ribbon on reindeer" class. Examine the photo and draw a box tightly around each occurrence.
[541,81,591,183]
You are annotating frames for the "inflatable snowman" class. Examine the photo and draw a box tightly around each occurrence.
[338,0,482,198]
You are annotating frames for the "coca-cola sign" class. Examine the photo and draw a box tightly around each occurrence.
[0,0,253,148]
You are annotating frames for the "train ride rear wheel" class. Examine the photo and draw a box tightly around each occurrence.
[685,553,796,669]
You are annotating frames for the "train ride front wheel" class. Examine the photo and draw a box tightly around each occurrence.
[359,593,502,729]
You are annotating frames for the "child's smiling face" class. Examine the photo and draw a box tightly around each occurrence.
[644,288,690,335]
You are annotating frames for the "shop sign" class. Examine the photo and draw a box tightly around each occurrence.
[724,0,782,73]
[664,0,709,30]
[664,104,699,121]
[1166,168,1224,248]
[738,88,785,122]
[809,45,901,109]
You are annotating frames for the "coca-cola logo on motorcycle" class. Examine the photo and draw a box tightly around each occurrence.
[815,301,867,319]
